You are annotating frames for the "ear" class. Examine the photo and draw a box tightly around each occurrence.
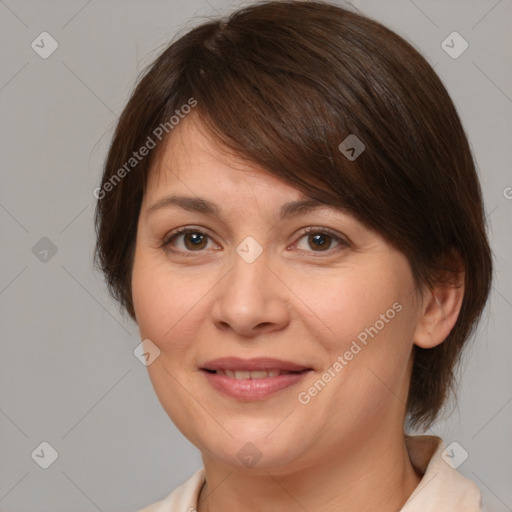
[413,257,465,349]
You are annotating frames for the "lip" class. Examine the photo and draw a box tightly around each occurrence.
[201,357,309,372]
[201,357,312,400]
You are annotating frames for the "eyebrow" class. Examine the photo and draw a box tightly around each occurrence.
[145,194,332,220]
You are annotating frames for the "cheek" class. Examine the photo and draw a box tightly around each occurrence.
[131,252,210,436]
[290,263,416,408]
[131,251,214,353]
[132,248,172,333]
[288,264,408,352]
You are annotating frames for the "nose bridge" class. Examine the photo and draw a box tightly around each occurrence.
[235,235,265,266]
[226,240,270,303]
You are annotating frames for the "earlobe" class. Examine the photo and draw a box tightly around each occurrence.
[413,270,465,349]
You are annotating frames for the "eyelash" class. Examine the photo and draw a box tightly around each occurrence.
[160,226,349,257]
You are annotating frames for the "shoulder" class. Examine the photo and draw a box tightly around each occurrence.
[137,468,205,512]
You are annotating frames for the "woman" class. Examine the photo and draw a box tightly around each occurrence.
[94,1,492,510]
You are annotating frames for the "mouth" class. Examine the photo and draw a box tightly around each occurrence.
[200,357,312,400]
[206,368,297,379]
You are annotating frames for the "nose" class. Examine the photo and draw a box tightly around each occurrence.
[210,249,290,338]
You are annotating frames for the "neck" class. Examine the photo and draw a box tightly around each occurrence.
[198,428,422,512]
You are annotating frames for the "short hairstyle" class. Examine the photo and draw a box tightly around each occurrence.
[94,0,492,430]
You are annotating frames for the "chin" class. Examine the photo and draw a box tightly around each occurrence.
[193,421,315,473]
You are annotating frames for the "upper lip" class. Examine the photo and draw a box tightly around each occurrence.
[201,357,310,372]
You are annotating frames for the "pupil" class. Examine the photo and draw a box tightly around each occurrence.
[186,233,205,249]
[309,233,330,251]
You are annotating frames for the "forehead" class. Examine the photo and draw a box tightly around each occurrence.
[145,115,306,203]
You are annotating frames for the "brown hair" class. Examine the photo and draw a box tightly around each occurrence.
[94,0,492,429]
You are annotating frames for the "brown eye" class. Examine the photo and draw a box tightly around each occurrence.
[163,229,218,253]
[183,232,208,250]
[307,233,332,251]
[294,228,346,254]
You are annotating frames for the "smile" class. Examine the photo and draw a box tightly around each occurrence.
[201,357,312,400]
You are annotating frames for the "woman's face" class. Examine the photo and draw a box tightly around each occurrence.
[132,116,424,473]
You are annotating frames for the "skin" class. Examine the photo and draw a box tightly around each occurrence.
[131,114,464,512]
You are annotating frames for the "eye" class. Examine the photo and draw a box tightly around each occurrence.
[293,228,346,253]
[162,228,220,253]
[161,226,348,256]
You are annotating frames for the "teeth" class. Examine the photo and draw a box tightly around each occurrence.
[215,369,286,379]
[249,370,269,379]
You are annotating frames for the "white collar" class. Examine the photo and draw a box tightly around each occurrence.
[401,435,483,511]
[140,435,483,511]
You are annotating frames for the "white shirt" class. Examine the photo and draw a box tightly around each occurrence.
[138,435,483,512]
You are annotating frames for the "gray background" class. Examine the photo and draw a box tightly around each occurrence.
[0,0,511,510]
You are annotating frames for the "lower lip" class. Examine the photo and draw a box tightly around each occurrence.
[202,371,310,400]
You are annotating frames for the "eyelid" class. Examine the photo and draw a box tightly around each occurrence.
[162,226,206,244]
[291,226,350,253]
